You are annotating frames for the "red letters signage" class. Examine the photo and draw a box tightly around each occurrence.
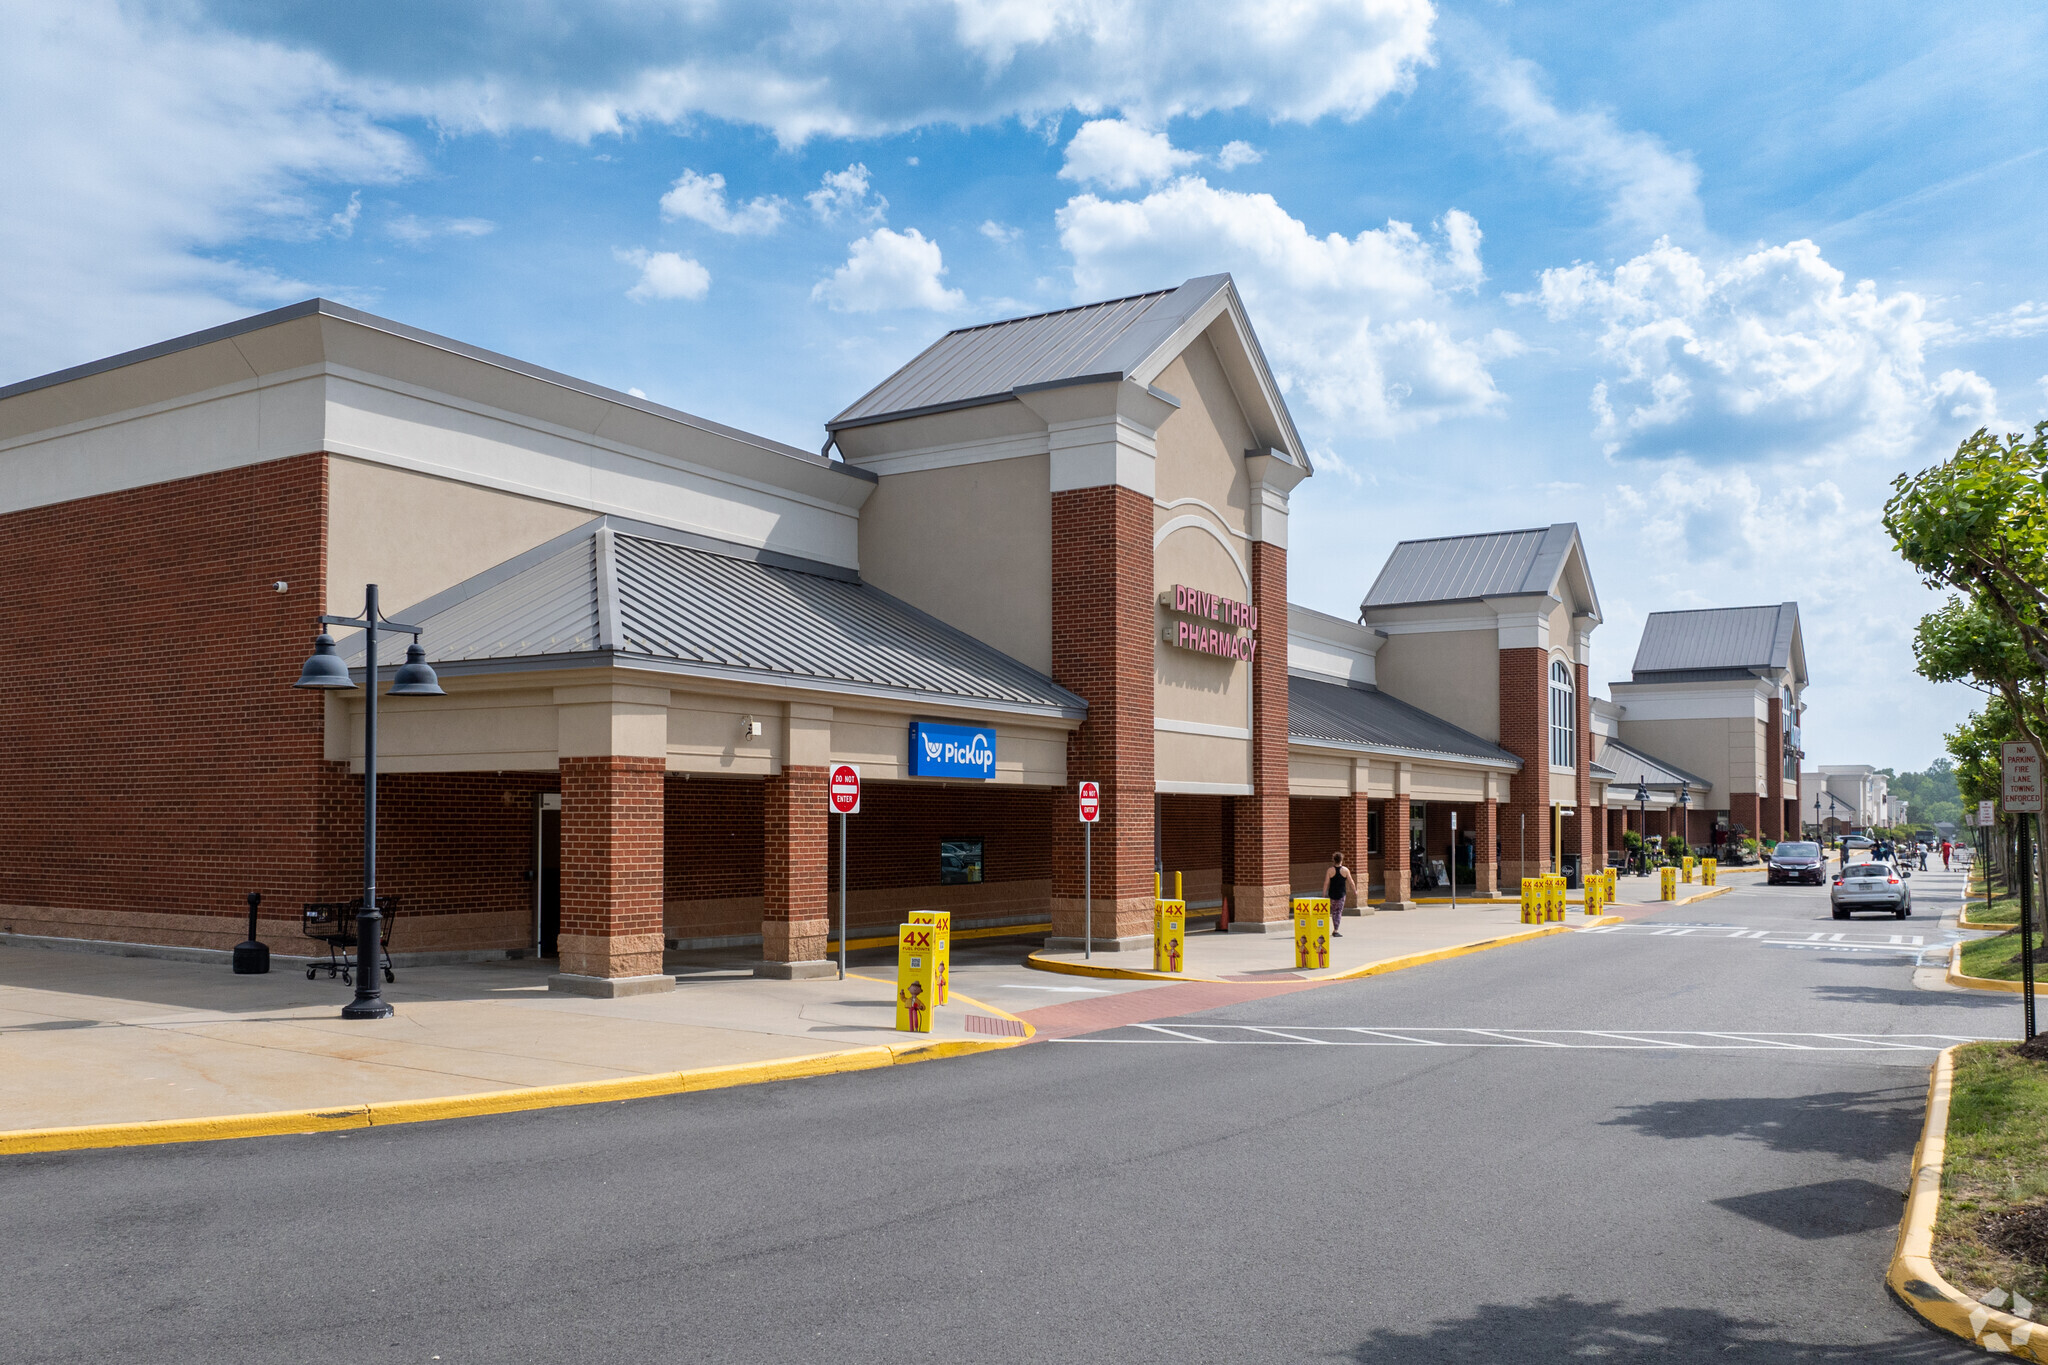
[1162,583,1258,661]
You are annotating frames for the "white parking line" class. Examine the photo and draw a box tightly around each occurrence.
[1052,1027,2004,1050]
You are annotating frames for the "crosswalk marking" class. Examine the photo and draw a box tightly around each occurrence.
[1580,923,1925,948]
[1054,1027,2002,1051]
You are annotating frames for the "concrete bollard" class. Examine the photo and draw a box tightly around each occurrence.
[1660,866,1678,901]
[1702,858,1717,886]
[896,923,939,1032]
[1292,898,1332,969]
[908,910,951,1004]
[1153,898,1186,973]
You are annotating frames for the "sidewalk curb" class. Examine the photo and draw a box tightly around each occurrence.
[0,988,1034,1158]
[1958,914,2017,933]
[1888,1045,2047,1359]
[1945,941,2032,994]
[1024,919,1593,985]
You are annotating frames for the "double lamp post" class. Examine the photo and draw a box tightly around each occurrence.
[294,585,443,1021]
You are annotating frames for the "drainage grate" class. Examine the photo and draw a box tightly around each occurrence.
[965,1014,1026,1037]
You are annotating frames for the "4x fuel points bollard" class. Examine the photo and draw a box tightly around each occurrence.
[1292,898,1332,968]
[907,910,950,1004]
[1660,866,1678,901]
[1546,874,1567,922]
[1584,874,1606,917]
[1681,856,1694,884]
[1520,878,1542,924]
[1153,899,1186,972]
[896,923,939,1032]
[1702,858,1717,886]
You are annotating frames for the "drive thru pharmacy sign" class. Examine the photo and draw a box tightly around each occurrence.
[2004,742,2043,814]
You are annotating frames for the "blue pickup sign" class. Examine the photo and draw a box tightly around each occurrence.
[908,721,997,779]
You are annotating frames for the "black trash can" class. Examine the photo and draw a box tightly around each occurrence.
[1561,853,1582,890]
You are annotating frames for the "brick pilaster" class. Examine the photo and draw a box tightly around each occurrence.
[762,765,829,962]
[1763,698,1785,840]
[1573,661,1595,875]
[1050,486,1155,944]
[1339,793,1371,912]
[1729,792,1761,843]
[1476,796,1499,895]
[1497,647,1550,885]
[557,755,666,979]
[1382,794,1414,907]
[1229,540,1292,927]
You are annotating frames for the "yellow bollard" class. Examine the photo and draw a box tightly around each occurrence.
[1293,897,1332,969]
[1520,877,1541,924]
[1681,856,1694,884]
[908,910,951,1004]
[1660,866,1678,901]
[896,923,939,1032]
[1584,875,1606,918]
[1153,898,1187,973]
[1174,870,1184,901]
[1703,858,1717,886]
[1546,874,1567,923]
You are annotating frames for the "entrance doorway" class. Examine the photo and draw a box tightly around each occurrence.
[534,793,561,957]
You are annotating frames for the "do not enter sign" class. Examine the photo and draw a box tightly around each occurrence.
[1078,780,1100,823]
[829,764,861,815]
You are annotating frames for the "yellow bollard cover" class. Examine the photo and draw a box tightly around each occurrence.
[896,923,940,1032]
[908,910,951,1005]
[1292,898,1332,969]
[1153,899,1187,973]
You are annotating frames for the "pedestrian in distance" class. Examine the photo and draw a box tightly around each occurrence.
[1327,851,1356,937]
[1941,839,1952,870]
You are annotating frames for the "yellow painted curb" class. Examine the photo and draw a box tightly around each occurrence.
[1958,913,2018,933]
[0,993,1033,1158]
[1888,1045,2048,1359]
[1024,919,1593,985]
[1946,941,2033,993]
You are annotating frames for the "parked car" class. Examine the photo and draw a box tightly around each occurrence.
[1831,860,1911,919]
[1843,835,1874,850]
[1767,840,1828,886]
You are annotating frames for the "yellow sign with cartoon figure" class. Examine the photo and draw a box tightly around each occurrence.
[1292,897,1332,969]
[896,923,939,1033]
[1545,875,1566,922]
[1702,858,1717,885]
[1153,900,1186,973]
[908,910,951,1004]
[1660,866,1678,901]
[1681,856,1694,884]
[1584,874,1606,917]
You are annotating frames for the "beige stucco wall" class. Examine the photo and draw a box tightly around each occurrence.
[1288,751,1354,798]
[856,454,1053,674]
[1618,717,1765,798]
[1156,728,1253,790]
[1375,628,1501,741]
[1155,520,1254,732]
[1412,767,1489,802]
[1152,337,1254,539]
[325,456,592,616]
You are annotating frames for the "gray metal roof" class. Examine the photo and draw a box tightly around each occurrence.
[1288,673,1521,768]
[1595,737,1711,791]
[1630,603,1802,679]
[1363,524,1586,610]
[340,517,1085,719]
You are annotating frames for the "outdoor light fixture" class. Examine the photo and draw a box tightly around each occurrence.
[294,584,443,1021]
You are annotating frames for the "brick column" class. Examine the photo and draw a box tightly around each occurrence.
[1763,697,1785,840]
[761,765,832,977]
[1229,541,1292,931]
[1497,647,1550,886]
[1730,792,1761,843]
[1573,660,1596,876]
[1049,485,1155,950]
[1476,796,1500,895]
[1382,793,1414,909]
[1339,793,1373,915]
[554,755,670,997]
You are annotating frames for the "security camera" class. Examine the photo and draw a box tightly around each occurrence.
[273,581,289,593]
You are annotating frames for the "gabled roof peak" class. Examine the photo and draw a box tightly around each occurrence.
[1362,523,1599,620]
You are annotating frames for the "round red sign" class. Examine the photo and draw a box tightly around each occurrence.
[829,763,861,815]
[1078,780,1100,823]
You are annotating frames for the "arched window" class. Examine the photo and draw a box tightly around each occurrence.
[1550,658,1576,769]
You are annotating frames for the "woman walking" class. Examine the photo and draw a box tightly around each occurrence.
[1327,851,1357,937]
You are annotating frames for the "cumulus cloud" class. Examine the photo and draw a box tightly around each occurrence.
[0,0,416,380]
[1528,237,1997,459]
[980,219,1022,244]
[1058,179,1506,434]
[191,0,1438,145]
[616,247,710,302]
[1974,301,2048,341]
[812,228,964,313]
[807,163,888,224]
[387,214,494,246]
[1059,119,1201,189]
[1216,140,1263,171]
[658,169,784,234]
[1469,54,1703,243]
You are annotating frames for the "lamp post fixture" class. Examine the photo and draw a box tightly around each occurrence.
[1678,786,1691,849]
[1634,778,1650,874]
[1813,794,1821,845]
[294,584,443,1020]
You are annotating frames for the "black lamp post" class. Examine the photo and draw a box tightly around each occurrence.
[1678,786,1691,849]
[1634,778,1650,875]
[295,584,443,1020]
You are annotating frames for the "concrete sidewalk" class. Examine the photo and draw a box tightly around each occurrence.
[0,945,1013,1134]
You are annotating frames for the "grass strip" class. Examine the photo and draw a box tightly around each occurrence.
[1964,894,2023,926]
[1933,1041,2048,1308]
[1960,928,2048,982]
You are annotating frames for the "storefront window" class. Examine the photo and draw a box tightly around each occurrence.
[1550,659,1576,769]
[939,839,983,885]
[1366,811,1382,855]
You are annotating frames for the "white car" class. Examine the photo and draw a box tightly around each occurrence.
[1831,861,1911,919]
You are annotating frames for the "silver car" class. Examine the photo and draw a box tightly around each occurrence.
[1831,860,1911,919]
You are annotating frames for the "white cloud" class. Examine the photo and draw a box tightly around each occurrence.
[1469,54,1703,243]
[1059,119,1201,190]
[807,163,888,224]
[658,169,784,235]
[812,228,964,313]
[387,214,495,246]
[617,248,710,302]
[1216,140,1263,171]
[0,0,417,380]
[1528,237,1996,459]
[981,220,1022,244]
[1058,179,1505,434]
[1974,301,2048,341]
[330,191,361,238]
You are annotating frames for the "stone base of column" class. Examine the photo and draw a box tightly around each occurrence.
[754,959,837,980]
[762,919,828,965]
[1044,934,1153,953]
[548,972,675,998]
[1228,881,1292,927]
[558,931,665,980]
[1377,898,1415,911]
[1050,895,1155,943]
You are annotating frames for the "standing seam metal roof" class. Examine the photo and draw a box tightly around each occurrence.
[1288,673,1521,767]
[1362,525,1582,609]
[1630,603,1801,677]
[1594,737,1711,790]
[340,518,1085,717]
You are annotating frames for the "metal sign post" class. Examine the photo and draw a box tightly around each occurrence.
[1449,809,1458,910]
[2003,743,2041,1039]
[1078,781,1100,960]
[829,764,861,980]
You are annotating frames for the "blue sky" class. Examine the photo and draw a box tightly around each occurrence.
[5,0,2046,775]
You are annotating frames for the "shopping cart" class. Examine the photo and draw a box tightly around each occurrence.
[301,896,399,984]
